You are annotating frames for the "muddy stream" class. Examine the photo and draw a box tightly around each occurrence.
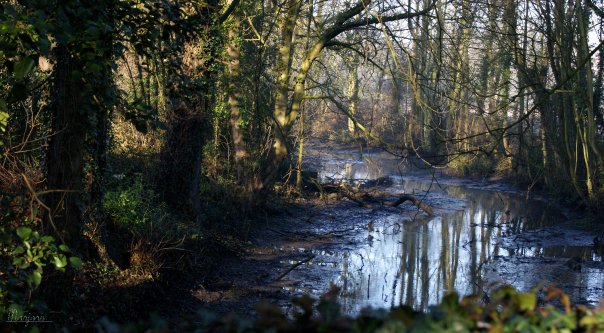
[201,147,604,316]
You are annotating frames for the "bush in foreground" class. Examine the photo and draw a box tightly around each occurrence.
[74,286,604,332]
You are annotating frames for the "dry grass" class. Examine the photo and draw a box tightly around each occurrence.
[110,114,163,157]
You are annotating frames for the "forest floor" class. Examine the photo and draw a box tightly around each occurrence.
[61,146,604,328]
[186,146,604,319]
[189,196,373,317]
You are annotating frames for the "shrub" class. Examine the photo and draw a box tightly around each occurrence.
[101,176,190,278]
[0,189,81,322]
[103,176,171,238]
[448,153,497,178]
[86,285,604,332]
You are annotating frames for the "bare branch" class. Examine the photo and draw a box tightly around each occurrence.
[219,0,242,23]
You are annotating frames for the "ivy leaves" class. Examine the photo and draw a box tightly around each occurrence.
[0,3,47,148]
[5,226,82,320]
[12,226,83,283]
[1,208,83,320]
[0,54,37,147]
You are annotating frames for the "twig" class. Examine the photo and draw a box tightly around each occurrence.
[22,174,65,244]
[328,227,356,234]
[275,255,316,281]
[156,247,194,253]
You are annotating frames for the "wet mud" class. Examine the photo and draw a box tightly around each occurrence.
[194,147,604,317]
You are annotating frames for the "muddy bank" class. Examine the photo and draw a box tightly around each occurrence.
[193,147,604,317]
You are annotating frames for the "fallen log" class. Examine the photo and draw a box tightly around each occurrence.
[320,183,433,216]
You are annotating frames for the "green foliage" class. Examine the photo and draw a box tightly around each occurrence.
[0,109,7,147]
[0,2,49,149]
[448,153,497,178]
[0,3,80,322]
[0,191,81,321]
[103,176,170,237]
[122,100,166,134]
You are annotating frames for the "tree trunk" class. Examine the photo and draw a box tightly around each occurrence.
[227,16,249,182]
[157,1,220,217]
[46,43,85,245]
[159,103,209,217]
[347,63,359,136]
[296,111,305,190]
[262,0,303,190]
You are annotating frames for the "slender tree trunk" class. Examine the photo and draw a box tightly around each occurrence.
[577,0,604,201]
[594,15,604,127]
[227,16,249,182]
[296,110,304,190]
[347,63,359,136]
[516,0,530,178]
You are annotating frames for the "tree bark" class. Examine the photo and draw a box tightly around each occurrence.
[159,103,209,216]
[46,43,85,245]
[227,16,249,182]
[346,62,359,136]
[157,0,220,217]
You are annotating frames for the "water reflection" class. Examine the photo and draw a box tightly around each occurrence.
[309,150,603,313]
[317,150,420,183]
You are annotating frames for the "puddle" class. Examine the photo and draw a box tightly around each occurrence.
[290,147,604,313]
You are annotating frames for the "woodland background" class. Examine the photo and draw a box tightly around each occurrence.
[2,0,604,329]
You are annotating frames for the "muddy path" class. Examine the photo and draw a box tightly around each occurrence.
[193,147,604,317]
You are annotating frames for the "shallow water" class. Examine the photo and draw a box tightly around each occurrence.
[301,148,603,313]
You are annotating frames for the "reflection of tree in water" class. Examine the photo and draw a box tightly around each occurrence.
[344,163,353,179]
[327,161,595,314]
[318,153,412,184]
[335,179,576,313]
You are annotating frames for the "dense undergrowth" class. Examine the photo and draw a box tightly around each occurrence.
[0,150,255,328]
[2,162,604,332]
[0,183,82,322]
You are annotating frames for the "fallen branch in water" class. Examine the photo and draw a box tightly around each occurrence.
[384,194,433,216]
[276,255,316,281]
[321,183,433,216]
